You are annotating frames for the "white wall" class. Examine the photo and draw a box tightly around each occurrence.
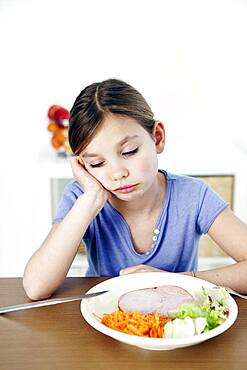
[0,0,247,276]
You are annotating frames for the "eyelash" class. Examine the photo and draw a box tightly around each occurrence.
[90,147,139,168]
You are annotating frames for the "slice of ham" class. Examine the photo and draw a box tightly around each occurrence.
[118,285,194,315]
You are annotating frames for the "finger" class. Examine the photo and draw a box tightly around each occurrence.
[69,156,79,166]
[119,265,146,275]
[77,156,85,166]
[70,156,85,171]
[120,265,165,275]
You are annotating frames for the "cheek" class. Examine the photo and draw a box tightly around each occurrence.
[133,152,158,174]
[139,161,156,173]
[86,166,108,186]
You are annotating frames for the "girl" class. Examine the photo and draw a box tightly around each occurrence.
[23,79,247,300]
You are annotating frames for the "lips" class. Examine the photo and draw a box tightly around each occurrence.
[113,184,138,194]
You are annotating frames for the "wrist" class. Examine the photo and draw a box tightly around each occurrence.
[179,271,197,278]
[77,190,107,213]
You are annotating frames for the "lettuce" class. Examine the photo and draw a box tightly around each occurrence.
[169,286,230,333]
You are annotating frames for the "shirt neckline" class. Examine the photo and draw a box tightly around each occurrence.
[106,169,171,257]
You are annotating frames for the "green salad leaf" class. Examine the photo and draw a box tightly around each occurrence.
[170,286,230,332]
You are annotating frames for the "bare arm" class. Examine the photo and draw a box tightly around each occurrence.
[191,207,247,293]
[23,157,109,300]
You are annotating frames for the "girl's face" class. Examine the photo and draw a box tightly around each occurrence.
[79,115,165,201]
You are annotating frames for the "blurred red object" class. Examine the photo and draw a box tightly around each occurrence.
[48,105,61,120]
[48,105,69,125]
[47,105,71,154]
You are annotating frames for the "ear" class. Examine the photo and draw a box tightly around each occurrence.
[152,121,165,154]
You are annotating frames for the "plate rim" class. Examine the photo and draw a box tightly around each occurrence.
[80,272,238,348]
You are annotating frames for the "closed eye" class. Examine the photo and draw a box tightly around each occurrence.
[90,147,139,168]
[90,161,104,168]
[122,147,139,156]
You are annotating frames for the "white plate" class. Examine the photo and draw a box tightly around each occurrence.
[80,272,238,350]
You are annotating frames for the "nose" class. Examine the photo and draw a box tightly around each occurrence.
[110,161,129,181]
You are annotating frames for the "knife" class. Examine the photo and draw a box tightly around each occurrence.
[0,290,108,314]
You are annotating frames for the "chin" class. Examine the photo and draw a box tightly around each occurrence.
[113,189,145,202]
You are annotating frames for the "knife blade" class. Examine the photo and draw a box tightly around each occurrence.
[0,290,108,314]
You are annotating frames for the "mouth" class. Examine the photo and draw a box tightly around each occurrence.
[113,184,138,194]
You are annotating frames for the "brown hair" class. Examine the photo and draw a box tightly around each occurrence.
[68,78,155,155]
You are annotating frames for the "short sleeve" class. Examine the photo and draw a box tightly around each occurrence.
[196,183,228,234]
[52,181,83,224]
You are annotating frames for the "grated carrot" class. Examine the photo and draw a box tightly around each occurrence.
[101,309,171,338]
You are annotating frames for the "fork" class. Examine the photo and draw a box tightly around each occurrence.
[224,287,247,299]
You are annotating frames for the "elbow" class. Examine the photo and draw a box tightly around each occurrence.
[22,274,52,301]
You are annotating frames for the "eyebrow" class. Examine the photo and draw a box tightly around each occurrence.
[82,135,139,158]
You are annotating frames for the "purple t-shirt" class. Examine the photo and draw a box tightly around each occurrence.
[53,170,228,277]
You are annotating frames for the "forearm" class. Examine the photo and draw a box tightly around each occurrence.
[183,260,247,294]
[23,193,101,300]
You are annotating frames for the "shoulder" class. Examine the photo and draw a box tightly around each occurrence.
[159,169,214,210]
[63,180,84,198]
[160,169,207,193]
[52,180,84,224]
